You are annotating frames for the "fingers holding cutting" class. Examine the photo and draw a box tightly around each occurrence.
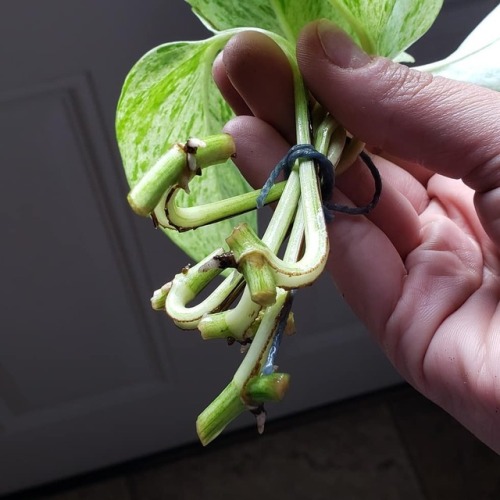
[213,31,296,144]
[213,29,435,263]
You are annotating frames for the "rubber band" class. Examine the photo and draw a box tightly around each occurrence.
[256,143,382,220]
[323,149,382,217]
[256,144,334,209]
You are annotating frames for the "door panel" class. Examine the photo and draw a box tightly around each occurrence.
[1,76,162,409]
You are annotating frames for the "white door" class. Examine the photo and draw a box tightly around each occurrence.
[0,0,406,495]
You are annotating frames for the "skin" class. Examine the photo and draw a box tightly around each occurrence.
[212,20,500,453]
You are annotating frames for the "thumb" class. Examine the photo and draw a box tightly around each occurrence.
[297,19,500,243]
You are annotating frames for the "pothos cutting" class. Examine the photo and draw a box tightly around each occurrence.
[116,0,500,445]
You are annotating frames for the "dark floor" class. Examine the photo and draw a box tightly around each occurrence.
[6,384,500,500]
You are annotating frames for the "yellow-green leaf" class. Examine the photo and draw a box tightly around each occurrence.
[187,0,443,57]
[116,35,256,262]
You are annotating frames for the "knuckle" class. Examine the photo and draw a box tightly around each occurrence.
[377,60,436,105]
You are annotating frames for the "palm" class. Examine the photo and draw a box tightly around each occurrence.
[371,168,500,446]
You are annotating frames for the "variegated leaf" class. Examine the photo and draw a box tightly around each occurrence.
[186,0,443,57]
[330,0,443,57]
[116,35,256,262]
[416,4,500,92]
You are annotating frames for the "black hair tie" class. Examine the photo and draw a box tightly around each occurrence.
[256,143,382,221]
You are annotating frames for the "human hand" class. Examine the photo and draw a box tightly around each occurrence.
[213,20,500,453]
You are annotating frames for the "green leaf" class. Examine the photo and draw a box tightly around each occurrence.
[416,5,500,92]
[116,35,257,262]
[186,0,443,57]
[328,0,444,58]
[187,0,350,43]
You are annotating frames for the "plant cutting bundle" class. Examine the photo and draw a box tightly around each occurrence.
[116,0,500,445]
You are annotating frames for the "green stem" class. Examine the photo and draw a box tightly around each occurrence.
[198,294,261,340]
[196,290,288,444]
[196,381,245,446]
[336,137,366,175]
[164,249,243,329]
[239,258,277,307]
[128,134,235,217]
[164,182,285,230]
[232,291,286,396]
[196,372,290,446]
[245,373,290,403]
[328,126,347,168]
[151,283,171,310]
[226,224,277,306]
[269,0,296,43]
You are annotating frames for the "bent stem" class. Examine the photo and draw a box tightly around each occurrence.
[164,181,285,230]
[224,116,337,293]
[128,134,236,217]
[164,249,243,329]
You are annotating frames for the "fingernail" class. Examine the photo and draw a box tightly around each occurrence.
[317,20,371,69]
